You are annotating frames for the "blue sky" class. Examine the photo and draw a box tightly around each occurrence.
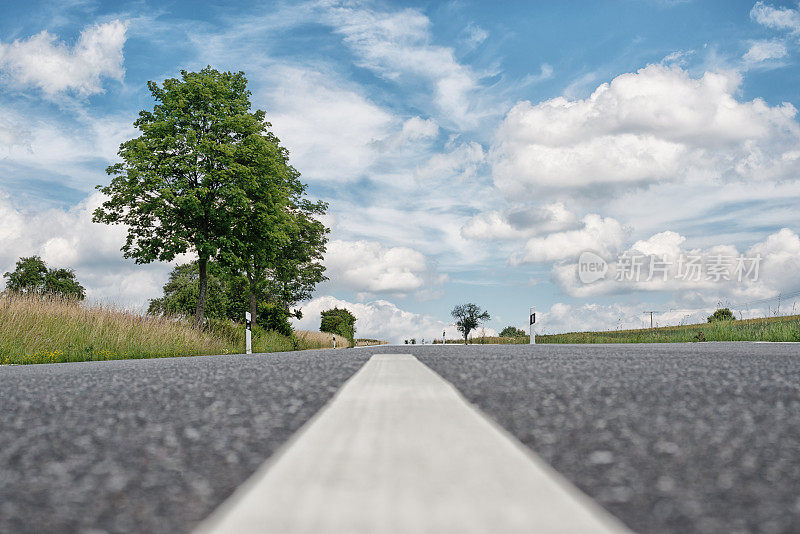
[2,0,800,342]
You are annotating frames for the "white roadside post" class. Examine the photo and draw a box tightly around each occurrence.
[245,312,252,355]
[443,330,446,345]
[333,335,336,349]
[529,307,536,345]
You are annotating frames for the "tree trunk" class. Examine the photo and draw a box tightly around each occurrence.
[195,255,208,326]
[464,331,469,345]
[247,270,257,326]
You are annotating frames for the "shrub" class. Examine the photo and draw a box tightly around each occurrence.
[500,326,527,337]
[707,308,735,323]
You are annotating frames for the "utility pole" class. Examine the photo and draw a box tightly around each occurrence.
[643,311,658,329]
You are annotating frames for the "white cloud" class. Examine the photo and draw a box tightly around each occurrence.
[750,2,800,32]
[492,64,800,198]
[323,239,445,296]
[399,116,439,141]
[291,295,469,343]
[522,63,554,85]
[537,302,650,334]
[0,191,170,308]
[510,214,627,264]
[461,23,488,47]
[320,2,485,127]
[743,40,788,63]
[551,227,800,307]
[414,141,485,181]
[255,64,396,183]
[461,202,580,241]
[0,103,136,194]
[372,116,439,152]
[0,20,127,96]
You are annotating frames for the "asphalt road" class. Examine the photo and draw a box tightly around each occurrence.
[406,343,800,534]
[1,343,799,533]
[0,350,369,533]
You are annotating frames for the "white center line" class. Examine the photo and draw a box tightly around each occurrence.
[195,353,633,533]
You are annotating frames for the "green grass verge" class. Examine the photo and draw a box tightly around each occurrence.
[535,314,800,343]
[433,315,800,344]
[0,294,352,365]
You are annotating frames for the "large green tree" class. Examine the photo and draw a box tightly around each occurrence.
[451,303,490,344]
[218,120,328,326]
[3,256,86,300]
[93,67,268,325]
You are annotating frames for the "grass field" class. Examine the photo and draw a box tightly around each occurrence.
[535,314,800,343]
[435,315,800,344]
[0,294,352,365]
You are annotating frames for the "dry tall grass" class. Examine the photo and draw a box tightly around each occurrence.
[0,293,231,364]
[0,293,353,364]
[294,330,351,349]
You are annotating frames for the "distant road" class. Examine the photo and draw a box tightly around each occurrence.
[1,343,799,533]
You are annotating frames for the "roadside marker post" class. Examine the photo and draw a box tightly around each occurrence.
[333,335,336,349]
[529,307,536,345]
[443,330,446,345]
[245,312,252,355]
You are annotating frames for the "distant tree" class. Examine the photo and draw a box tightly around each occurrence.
[451,303,491,344]
[708,308,735,323]
[320,307,356,345]
[3,256,85,300]
[3,256,47,294]
[500,326,527,337]
[94,67,270,325]
[44,268,87,300]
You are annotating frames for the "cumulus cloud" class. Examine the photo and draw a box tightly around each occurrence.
[743,39,788,63]
[0,191,171,308]
[492,64,800,198]
[551,227,800,307]
[750,2,800,32]
[399,116,439,141]
[323,239,445,297]
[0,20,127,96]
[461,202,581,241]
[291,295,476,343]
[510,214,627,264]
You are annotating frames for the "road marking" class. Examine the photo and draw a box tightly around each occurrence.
[196,353,632,533]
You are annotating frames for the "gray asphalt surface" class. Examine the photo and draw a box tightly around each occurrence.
[0,350,369,533]
[394,343,800,534]
[2,343,799,533]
